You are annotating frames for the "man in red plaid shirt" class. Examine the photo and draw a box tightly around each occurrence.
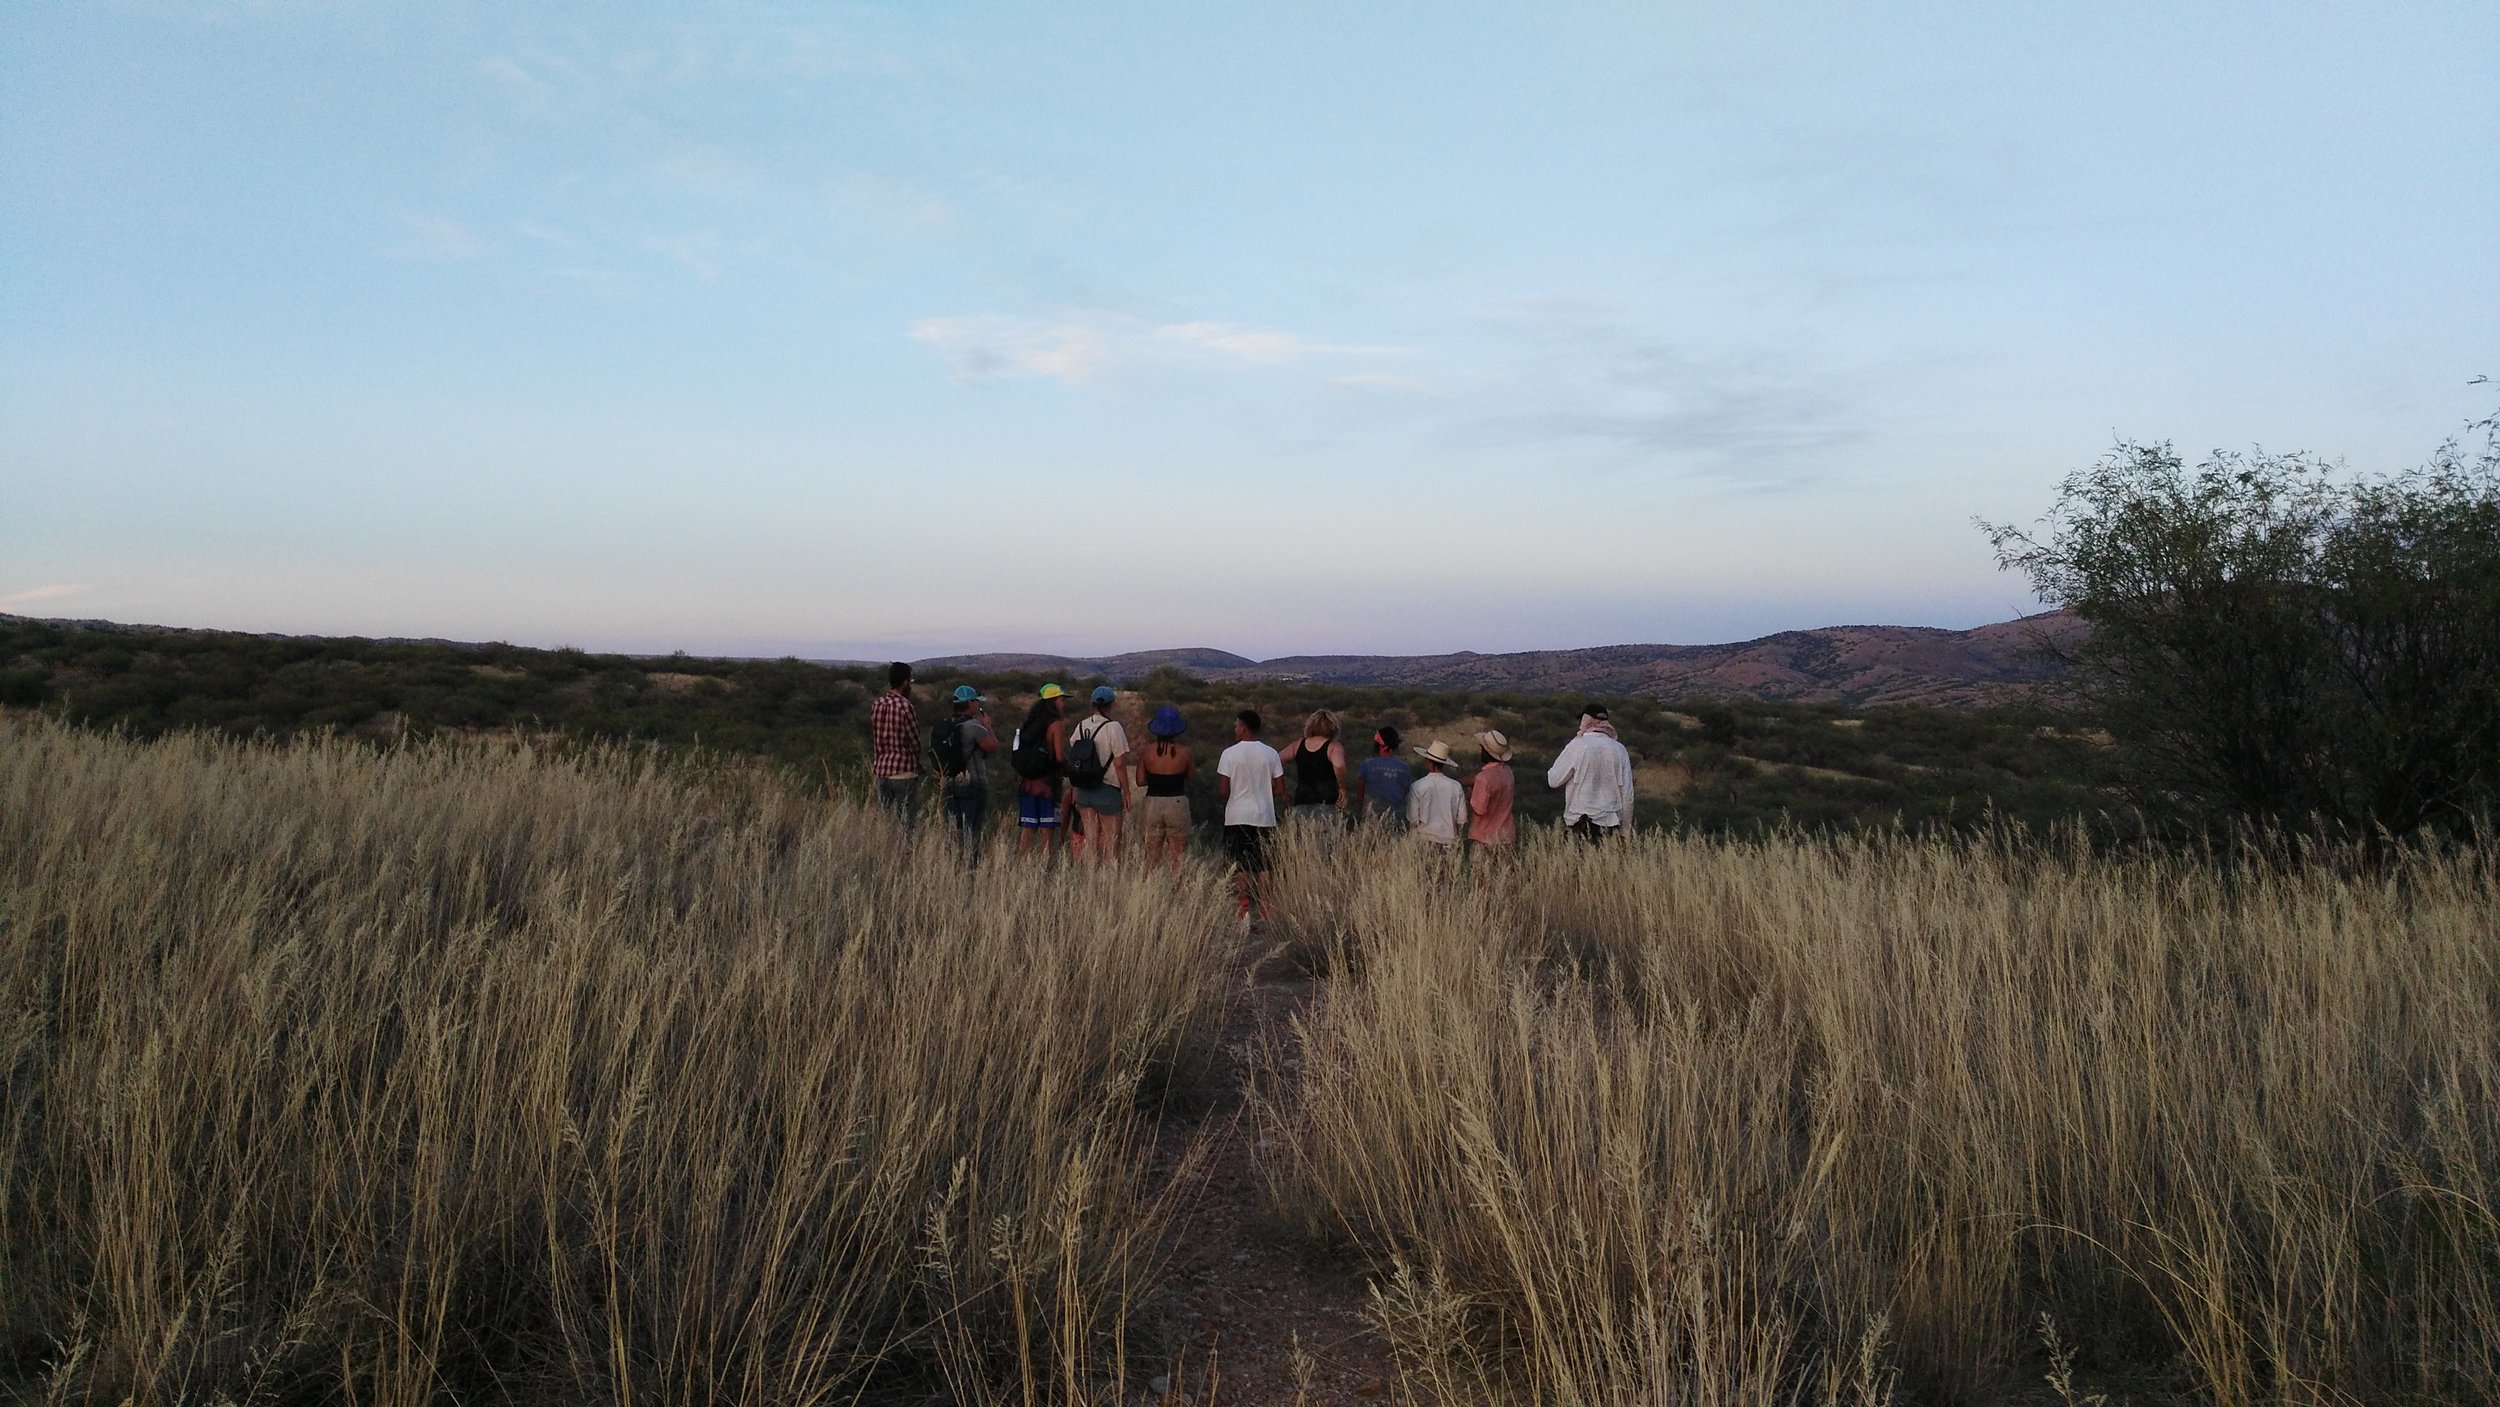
[869,661,923,829]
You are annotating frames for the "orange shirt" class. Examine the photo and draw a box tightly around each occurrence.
[1468,762,1515,845]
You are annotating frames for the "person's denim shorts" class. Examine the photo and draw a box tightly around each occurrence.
[1072,783,1123,815]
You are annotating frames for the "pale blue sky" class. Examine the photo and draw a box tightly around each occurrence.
[5,2,2494,658]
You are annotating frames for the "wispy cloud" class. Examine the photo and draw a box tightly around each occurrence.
[1465,320,1873,487]
[912,313,1397,385]
[643,233,723,282]
[385,214,488,262]
[912,316,1109,383]
[0,583,91,610]
[1300,304,1877,489]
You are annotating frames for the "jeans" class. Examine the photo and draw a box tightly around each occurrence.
[944,786,987,863]
[1568,817,1621,844]
[876,775,921,831]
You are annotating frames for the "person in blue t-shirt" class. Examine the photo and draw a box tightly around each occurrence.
[1349,725,1415,827]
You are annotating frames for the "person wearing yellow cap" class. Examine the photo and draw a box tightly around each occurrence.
[1009,683,1070,861]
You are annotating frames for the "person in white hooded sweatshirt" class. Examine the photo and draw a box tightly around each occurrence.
[1546,702,1635,841]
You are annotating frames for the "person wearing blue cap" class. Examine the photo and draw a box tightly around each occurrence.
[1067,684,1132,864]
[933,684,998,863]
[1136,704,1195,872]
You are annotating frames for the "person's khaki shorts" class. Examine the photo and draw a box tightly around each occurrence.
[1140,795,1191,842]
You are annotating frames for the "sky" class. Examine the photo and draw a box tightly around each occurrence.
[4,2,2495,660]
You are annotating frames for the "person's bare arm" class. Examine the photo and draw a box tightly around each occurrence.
[1329,741,1349,808]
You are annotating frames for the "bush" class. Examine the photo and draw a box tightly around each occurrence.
[1986,413,2500,840]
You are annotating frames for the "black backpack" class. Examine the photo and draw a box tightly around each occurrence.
[1011,705,1061,780]
[1067,717,1111,789]
[930,716,968,776]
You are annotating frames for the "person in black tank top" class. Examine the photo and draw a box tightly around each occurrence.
[1281,710,1348,833]
[1137,704,1196,873]
[1292,745,1338,805]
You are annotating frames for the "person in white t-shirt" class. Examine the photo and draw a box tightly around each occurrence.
[1068,685,1132,864]
[1215,708,1287,924]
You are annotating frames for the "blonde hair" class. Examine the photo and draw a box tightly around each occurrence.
[1302,709,1339,741]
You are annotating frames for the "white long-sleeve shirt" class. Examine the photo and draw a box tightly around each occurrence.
[1546,731,1635,827]
[1406,769,1468,847]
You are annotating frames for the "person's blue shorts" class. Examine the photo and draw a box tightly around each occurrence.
[1072,783,1123,815]
[1018,790,1060,828]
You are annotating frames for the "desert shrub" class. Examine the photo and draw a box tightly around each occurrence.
[0,720,1227,1406]
[1987,419,2500,840]
[1254,830,2500,1404]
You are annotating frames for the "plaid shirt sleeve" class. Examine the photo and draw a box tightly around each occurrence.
[869,691,921,777]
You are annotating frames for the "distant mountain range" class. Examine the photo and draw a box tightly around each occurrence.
[4,611,2079,709]
[918,614,2082,708]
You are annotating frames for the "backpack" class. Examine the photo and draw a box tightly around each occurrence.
[930,716,968,777]
[1011,706,1061,780]
[1066,717,1111,789]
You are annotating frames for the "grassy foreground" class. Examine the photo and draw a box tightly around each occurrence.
[0,721,1226,1406]
[1253,827,2500,1405]
[5,720,2496,1405]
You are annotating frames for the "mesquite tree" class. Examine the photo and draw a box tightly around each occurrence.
[1985,412,2500,840]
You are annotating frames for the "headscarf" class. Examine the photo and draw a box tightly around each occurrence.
[1577,714,1619,740]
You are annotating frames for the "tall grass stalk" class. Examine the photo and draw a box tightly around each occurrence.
[1252,825,2499,1404]
[0,721,1226,1405]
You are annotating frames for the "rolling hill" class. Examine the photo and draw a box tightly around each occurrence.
[919,614,2079,707]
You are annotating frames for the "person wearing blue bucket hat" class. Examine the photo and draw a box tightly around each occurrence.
[1136,704,1195,872]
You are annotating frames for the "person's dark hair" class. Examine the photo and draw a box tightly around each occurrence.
[1376,725,1402,753]
[888,661,913,688]
[1581,701,1609,721]
[1237,708,1262,735]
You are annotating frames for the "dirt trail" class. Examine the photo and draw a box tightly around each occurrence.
[1147,952,1398,1405]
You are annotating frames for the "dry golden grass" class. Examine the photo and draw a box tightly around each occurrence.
[1251,827,2500,1405]
[0,720,1227,1406]
[8,720,2496,1406]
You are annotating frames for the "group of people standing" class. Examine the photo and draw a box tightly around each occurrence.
[867,661,1638,904]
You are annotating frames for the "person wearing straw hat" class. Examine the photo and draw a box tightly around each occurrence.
[1407,739,1469,851]
[938,684,999,863]
[1136,704,1196,873]
[1010,683,1071,861]
[1468,729,1517,866]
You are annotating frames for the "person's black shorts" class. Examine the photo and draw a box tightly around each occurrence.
[1223,824,1274,873]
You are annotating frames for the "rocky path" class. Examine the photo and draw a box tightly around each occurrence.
[1147,953,1398,1406]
